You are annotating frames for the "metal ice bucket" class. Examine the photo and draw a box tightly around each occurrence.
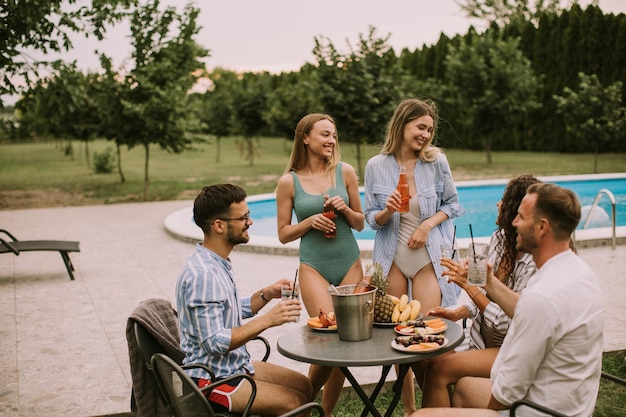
[330,284,376,341]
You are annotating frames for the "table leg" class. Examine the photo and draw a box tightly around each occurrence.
[340,367,384,417]
[358,365,392,417]
[383,363,410,417]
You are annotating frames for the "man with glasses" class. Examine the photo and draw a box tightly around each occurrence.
[176,184,312,415]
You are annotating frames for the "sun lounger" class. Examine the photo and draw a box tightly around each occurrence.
[0,229,80,280]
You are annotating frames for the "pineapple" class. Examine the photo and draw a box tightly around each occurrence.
[368,263,395,323]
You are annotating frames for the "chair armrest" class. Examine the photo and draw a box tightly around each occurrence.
[510,399,567,417]
[0,238,19,255]
[251,336,271,362]
[199,372,257,417]
[280,401,325,417]
[181,363,217,382]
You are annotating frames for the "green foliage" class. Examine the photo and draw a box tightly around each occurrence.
[0,0,136,101]
[119,0,208,199]
[443,29,539,162]
[92,147,116,174]
[554,72,626,157]
[16,62,101,145]
[457,0,564,28]
[265,69,319,140]
[7,0,626,179]
[312,26,406,178]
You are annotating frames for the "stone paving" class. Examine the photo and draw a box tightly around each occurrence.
[1,201,625,416]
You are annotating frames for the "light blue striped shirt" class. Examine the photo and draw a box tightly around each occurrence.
[364,152,465,307]
[176,243,254,380]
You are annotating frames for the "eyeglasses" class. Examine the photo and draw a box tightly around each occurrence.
[217,212,252,223]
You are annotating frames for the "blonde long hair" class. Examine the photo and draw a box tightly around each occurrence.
[283,113,341,186]
[381,98,441,162]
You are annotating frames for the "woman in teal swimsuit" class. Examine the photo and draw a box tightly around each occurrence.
[276,113,364,417]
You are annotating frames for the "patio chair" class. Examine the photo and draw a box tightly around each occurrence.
[0,228,80,280]
[128,298,271,417]
[151,353,324,417]
[127,299,185,417]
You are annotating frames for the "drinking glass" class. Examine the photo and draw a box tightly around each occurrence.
[467,243,489,286]
[281,284,300,322]
[440,243,460,265]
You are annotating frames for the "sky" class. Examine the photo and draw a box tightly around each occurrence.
[64,0,626,74]
[5,0,626,104]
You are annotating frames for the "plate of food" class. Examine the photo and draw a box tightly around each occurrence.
[312,324,337,332]
[391,334,447,353]
[307,311,337,331]
[394,318,447,336]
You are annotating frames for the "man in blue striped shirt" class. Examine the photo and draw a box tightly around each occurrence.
[176,184,312,415]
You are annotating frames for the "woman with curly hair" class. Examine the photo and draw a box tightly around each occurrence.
[418,174,542,407]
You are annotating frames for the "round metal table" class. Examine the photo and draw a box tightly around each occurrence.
[277,318,464,417]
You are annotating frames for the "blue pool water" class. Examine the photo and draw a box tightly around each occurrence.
[248,175,626,240]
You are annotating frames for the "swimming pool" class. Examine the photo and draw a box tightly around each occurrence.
[164,173,626,253]
[244,174,626,239]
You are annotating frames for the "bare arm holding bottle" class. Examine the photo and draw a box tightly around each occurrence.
[325,163,364,231]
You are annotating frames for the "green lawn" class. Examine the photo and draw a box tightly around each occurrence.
[1,137,625,209]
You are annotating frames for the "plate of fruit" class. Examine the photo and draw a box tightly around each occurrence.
[391,334,447,353]
[307,309,337,332]
[394,318,447,336]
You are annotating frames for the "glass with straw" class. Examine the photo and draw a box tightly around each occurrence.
[281,269,300,322]
[467,224,489,286]
[440,225,460,267]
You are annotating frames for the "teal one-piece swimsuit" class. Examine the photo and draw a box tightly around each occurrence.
[291,162,361,285]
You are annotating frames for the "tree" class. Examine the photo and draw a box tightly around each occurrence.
[202,68,239,163]
[444,30,539,163]
[0,0,136,105]
[118,0,208,199]
[94,54,131,183]
[230,72,271,166]
[264,67,320,153]
[312,26,405,179]
[554,72,626,171]
[15,62,101,164]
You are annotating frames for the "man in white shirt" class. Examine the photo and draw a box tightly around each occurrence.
[412,183,604,417]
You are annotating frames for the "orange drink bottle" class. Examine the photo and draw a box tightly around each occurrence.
[397,166,410,213]
[352,273,372,294]
[322,193,336,239]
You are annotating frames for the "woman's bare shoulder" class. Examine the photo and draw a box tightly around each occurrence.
[276,171,295,193]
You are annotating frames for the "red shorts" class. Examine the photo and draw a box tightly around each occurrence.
[193,376,246,412]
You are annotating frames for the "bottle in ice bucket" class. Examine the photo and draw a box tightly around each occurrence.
[397,166,410,213]
[322,193,336,239]
[352,272,372,294]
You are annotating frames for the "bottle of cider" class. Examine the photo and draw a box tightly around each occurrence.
[352,273,372,294]
[322,193,336,239]
[397,166,410,213]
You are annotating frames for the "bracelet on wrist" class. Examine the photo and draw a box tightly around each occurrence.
[470,291,480,300]
[260,289,270,304]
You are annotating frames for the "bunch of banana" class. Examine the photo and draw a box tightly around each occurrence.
[391,294,421,323]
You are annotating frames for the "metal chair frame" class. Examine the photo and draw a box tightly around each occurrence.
[151,353,324,417]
